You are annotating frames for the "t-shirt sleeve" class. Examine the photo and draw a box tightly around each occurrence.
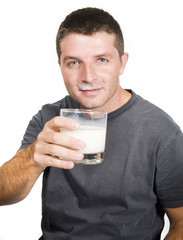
[19,110,44,150]
[155,127,183,208]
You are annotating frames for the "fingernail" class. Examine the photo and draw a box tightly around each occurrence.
[72,121,80,129]
[77,141,86,149]
[68,162,74,168]
[75,152,83,160]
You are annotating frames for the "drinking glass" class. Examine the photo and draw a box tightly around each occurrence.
[60,108,107,164]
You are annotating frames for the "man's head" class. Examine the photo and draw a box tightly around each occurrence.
[57,8,129,112]
[56,7,124,60]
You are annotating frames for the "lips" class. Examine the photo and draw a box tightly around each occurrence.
[78,83,102,96]
[79,83,102,91]
[80,88,102,96]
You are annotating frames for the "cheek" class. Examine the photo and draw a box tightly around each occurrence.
[100,66,120,84]
[62,70,78,86]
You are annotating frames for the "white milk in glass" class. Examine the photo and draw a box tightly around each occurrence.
[60,108,107,164]
[61,125,106,154]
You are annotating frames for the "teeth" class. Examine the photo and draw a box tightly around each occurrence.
[79,83,102,91]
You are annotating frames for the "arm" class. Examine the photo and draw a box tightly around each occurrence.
[0,116,85,206]
[0,143,42,205]
[164,206,183,239]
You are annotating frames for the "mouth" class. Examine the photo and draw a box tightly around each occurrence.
[78,84,102,96]
[80,88,102,95]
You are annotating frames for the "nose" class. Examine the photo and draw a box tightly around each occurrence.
[80,63,97,82]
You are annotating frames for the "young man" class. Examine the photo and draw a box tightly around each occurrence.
[0,7,183,240]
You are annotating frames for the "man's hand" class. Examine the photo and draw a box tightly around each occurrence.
[0,116,85,205]
[34,116,86,170]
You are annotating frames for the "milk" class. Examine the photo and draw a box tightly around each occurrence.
[61,125,106,154]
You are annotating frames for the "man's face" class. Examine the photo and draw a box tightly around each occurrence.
[59,31,128,111]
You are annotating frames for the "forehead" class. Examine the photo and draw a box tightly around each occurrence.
[60,32,117,56]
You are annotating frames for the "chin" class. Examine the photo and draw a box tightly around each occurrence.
[71,93,107,110]
[80,102,105,110]
[80,103,97,109]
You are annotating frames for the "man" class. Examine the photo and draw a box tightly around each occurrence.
[0,7,183,240]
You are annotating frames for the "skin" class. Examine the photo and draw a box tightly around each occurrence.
[0,31,183,239]
[59,32,131,113]
[164,207,183,239]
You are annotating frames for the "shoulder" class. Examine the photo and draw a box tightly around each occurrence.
[135,93,179,132]
[40,95,80,125]
[132,92,181,155]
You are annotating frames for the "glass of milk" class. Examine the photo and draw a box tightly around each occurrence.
[60,108,107,165]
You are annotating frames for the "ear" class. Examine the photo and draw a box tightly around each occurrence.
[119,52,129,75]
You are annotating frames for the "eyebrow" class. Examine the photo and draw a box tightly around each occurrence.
[94,53,113,58]
[62,53,113,64]
[62,56,81,64]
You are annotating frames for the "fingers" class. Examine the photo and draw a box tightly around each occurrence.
[38,131,85,150]
[34,141,84,170]
[34,152,75,169]
[33,116,85,170]
[44,116,80,131]
[35,141,84,161]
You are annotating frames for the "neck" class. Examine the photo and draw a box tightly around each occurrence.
[94,87,132,113]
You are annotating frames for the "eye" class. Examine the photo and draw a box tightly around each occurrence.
[67,60,79,66]
[98,58,107,63]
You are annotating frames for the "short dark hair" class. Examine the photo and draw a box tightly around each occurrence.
[56,7,124,60]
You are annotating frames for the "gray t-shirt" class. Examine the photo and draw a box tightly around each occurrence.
[20,90,183,240]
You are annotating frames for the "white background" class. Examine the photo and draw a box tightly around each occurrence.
[0,0,183,239]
